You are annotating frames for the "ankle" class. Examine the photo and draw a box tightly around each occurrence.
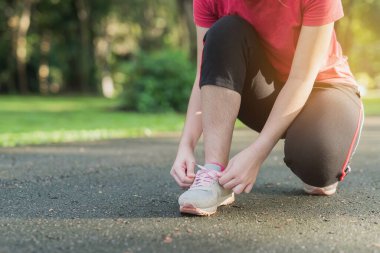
[203,162,225,172]
[208,162,226,171]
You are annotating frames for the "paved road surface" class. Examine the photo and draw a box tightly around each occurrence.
[0,118,379,253]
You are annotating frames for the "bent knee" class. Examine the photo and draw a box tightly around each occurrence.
[284,146,341,187]
[205,15,258,45]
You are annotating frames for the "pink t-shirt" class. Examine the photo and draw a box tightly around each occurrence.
[193,0,357,86]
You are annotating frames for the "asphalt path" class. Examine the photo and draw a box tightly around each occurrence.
[0,118,379,253]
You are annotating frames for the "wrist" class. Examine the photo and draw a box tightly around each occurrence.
[179,138,196,151]
[249,136,275,162]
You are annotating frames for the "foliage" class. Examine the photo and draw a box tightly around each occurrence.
[0,0,379,105]
[338,0,380,88]
[0,96,185,147]
[0,0,192,95]
[0,95,379,147]
[362,97,380,116]
[121,50,195,112]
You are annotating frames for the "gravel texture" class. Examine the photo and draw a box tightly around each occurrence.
[0,118,379,253]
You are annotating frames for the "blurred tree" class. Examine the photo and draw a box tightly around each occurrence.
[177,0,196,61]
[15,0,32,94]
[338,0,380,88]
[0,0,15,93]
[74,0,92,92]
[30,0,112,93]
[0,0,33,94]
[0,0,379,97]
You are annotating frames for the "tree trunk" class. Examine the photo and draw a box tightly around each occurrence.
[6,4,18,93]
[97,21,115,97]
[75,0,92,93]
[15,0,32,94]
[177,0,196,61]
[38,33,51,94]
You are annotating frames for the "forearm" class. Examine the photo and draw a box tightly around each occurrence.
[250,24,334,162]
[179,80,203,150]
[251,79,314,161]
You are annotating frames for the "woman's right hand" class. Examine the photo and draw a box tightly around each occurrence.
[170,145,196,188]
[170,26,208,189]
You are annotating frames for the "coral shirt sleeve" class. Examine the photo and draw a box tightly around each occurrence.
[302,0,344,26]
[193,0,217,28]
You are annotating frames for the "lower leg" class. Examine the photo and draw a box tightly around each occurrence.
[284,85,363,191]
[201,85,241,167]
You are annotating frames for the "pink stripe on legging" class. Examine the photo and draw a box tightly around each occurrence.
[339,103,364,181]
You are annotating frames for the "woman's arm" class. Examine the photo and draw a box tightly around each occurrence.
[178,26,209,150]
[219,23,335,194]
[170,26,209,188]
[254,23,334,162]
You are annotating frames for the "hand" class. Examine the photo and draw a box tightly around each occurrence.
[219,146,263,194]
[170,145,196,188]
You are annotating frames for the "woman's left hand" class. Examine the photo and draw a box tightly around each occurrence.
[218,146,264,194]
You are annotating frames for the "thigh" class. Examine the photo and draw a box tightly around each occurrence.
[235,20,284,132]
[237,75,283,133]
[284,84,363,187]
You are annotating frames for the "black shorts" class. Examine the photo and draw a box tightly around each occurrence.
[199,15,364,187]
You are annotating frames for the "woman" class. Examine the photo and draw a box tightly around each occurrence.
[170,0,364,216]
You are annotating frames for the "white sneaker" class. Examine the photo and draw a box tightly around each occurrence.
[303,181,338,196]
[178,165,235,216]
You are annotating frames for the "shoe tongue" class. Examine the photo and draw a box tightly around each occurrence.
[203,163,222,172]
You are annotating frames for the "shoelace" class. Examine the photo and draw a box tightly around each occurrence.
[190,165,219,189]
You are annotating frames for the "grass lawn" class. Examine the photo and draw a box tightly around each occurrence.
[0,96,185,147]
[362,97,380,116]
[0,95,379,147]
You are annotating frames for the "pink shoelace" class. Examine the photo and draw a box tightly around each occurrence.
[190,165,220,189]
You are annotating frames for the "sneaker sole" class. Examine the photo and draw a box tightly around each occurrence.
[303,185,337,196]
[179,193,235,216]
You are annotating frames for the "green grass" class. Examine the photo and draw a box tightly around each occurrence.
[0,96,185,147]
[0,95,379,147]
[362,97,380,116]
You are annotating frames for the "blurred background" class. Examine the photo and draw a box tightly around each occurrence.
[0,0,379,147]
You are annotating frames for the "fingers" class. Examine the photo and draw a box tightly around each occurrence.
[170,160,195,188]
[170,169,192,188]
[185,160,196,178]
[219,166,254,194]
[221,177,254,194]
[175,165,194,184]
[219,162,239,189]
[221,178,239,190]
[244,183,254,193]
[232,184,246,195]
[218,170,234,186]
